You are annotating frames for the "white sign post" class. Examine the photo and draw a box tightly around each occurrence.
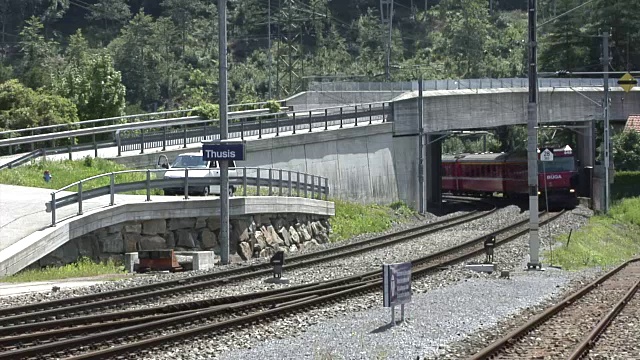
[383,262,412,325]
[540,148,554,162]
[540,147,553,214]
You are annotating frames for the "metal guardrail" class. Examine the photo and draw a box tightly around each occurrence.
[0,100,286,140]
[308,78,620,92]
[45,167,329,226]
[0,102,390,161]
[0,149,44,170]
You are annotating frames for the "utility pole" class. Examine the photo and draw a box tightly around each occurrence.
[526,0,541,270]
[380,0,394,80]
[268,0,272,99]
[418,72,425,214]
[218,0,230,265]
[602,31,611,213]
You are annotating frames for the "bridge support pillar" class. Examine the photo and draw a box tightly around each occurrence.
[425,134,442,212]
[575,120,595,200]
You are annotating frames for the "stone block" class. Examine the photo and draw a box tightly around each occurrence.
[169,218,196,231]
[123,223,142,233]
[124,252,139,273]
[123,233,142,252]
[138,235,167,250]
[192,251,215,271]
[267,225,284,246]
[107,224,122,234]
[101,233,124,253]
[289,226,300,244]
[279,227,292,247]
[77,234,99,257]
[165,231,176,248]
[206,217,220,232]
[238,241,252,260]
[195,217,207,229]
[176,229,196,248]
[200,229,217,250]
[142,219,166,235]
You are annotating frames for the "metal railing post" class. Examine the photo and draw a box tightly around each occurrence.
[183,125,187,148]
[259,117,263,139]
[339,108,343,128]
[146,170,151,201]
[292,112,297,134]
[51,193,56,227]
[382,103,386,122]
[116,131,122,157]
[268,168,273,195]
[369,104,373,124]
[109,173,115,205]
[184,168,189,199]
[304,173,308,198]
[276,114,280,136]
[203,122,207,141]
[278,169,283,196]
[308,111,312,132]
[288,170,292,196]
[242,167,247,196]
[78,181,83,215]
[296,172,301,196]
[324,109,328,130]
[310,175,315,199]
[140,130,145,154]
[354,105,358,126]
[324,177,329,200]
[162,126,167,151]
[256,168,261,195]
[241,117,245,140]
[30,130,35,151]
[68,137,72,160]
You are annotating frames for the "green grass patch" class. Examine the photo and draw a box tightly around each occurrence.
[0,157,162,195]
[329,200,417,242]
[545,197,640,270]
[0,257,126,283]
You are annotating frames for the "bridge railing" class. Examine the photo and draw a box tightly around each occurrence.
[45,167,329,227]
[0,101,391,161]
[309,78,621,92]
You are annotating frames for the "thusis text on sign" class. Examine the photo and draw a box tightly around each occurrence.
[202,140,246,161]
[383,262,412,325]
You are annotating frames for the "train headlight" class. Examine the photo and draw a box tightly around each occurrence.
[569,189,575,193]
[538,191,541,195]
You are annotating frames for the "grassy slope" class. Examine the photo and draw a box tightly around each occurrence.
[546,197,640,270]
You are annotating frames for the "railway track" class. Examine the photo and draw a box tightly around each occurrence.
[0,200,494,328]
[468,258,640,360]
[0,210,564,359]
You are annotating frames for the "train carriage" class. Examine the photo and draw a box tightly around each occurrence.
[442,145,578,208]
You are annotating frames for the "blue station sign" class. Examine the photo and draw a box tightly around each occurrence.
[202,140,246,161]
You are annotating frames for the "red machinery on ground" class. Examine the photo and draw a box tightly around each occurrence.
[442,145,578,207]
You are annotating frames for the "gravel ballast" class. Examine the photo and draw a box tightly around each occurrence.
[141,205,607,360]
[1,204,613,360]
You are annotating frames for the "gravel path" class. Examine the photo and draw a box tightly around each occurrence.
[139,205,604,360]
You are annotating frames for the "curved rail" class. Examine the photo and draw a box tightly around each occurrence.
[468,257,640,360]
[0,201,493,327]
[0,209,564,359]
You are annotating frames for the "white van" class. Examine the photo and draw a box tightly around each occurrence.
[158,153,237,196]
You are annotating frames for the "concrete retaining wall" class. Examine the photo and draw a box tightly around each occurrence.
[0,197,334,277]
[284,91,406,111]
[110,123,400,205]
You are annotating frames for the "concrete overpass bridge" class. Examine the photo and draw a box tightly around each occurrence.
[1,78,637,212]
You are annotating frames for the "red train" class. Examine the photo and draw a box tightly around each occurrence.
[442,145,578,207]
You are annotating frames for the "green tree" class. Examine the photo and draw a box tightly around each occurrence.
[0,79,78,132]
[18,16,59,89]
[86,0,132,45]
[539,0,590,72]
[612,130,640,171]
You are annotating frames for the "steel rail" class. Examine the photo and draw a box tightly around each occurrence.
[48,211,564,360]
[0,210,563,359]
[0,202,493,326]
[467,257,640,360]
[567,278,640,360]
